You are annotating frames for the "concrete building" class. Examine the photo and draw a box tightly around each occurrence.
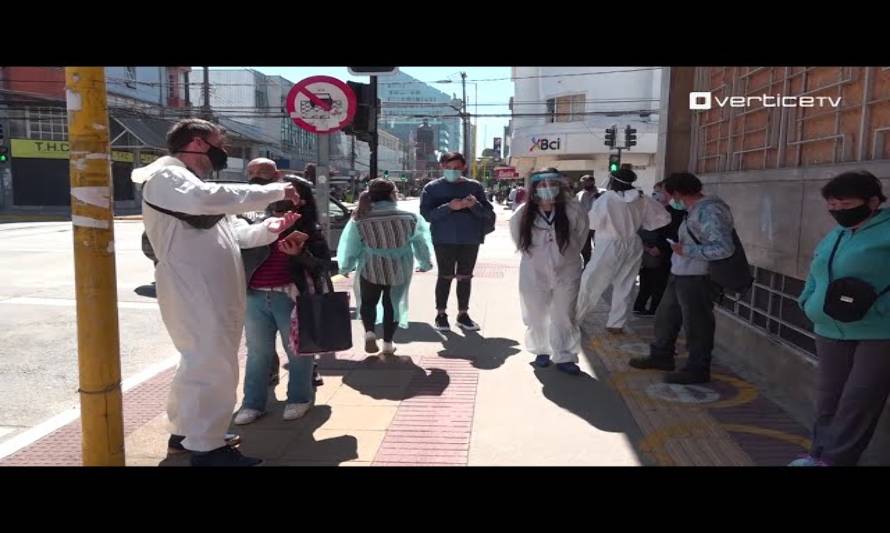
[378,71,461,156]
[0,67,189,212]
[509,67,662,189]
[659,66,890,464]
[187,68,317,177]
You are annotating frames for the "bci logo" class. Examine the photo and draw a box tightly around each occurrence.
[531,137,561,151]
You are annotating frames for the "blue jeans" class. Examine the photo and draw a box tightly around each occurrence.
[242,289,316,411]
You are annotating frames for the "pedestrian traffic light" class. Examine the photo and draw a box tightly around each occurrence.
[625,125,637,148]
[609,154,621,172]
[383,170,389,179]
[0,146,8,164]
[604,126,617,148]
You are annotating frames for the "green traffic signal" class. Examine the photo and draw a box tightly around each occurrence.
[609,162,619,172]
[0,155,7,163]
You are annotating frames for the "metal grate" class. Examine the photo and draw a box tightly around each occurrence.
[718,266,817,358]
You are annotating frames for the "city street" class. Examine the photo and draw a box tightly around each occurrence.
[0,199,814,466]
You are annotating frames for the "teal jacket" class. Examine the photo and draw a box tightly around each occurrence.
[799,208,890,340]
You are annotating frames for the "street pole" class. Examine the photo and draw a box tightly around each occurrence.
[202,66,211,120]
[65,67,125,466]
[317,134,331,250]
[461,72,469,158]
[350,135,357,201]
[369,75,379,179]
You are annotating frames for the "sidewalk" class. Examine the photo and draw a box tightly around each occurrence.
[0,212,811,467]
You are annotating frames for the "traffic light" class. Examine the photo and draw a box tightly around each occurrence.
[609,154,621,172]
[604,126,617,148]
[383,170,389,179]
[625,125,637,148]
[343,81,377,143]
[0,146,8,164]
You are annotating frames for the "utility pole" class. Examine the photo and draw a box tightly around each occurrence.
[461,72,469,158]
[65,67,125,466]
[202,66,211,120]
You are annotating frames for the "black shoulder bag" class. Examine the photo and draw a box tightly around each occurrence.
[686,224,754,295]
[823,232,890,323]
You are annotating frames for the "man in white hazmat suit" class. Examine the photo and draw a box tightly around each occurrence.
[131,118,300,467]
[511,168,590,375]
[576,168,671,334]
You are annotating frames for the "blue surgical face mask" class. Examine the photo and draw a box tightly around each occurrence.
[536,186,559,201]
[443,169,461,182]
[670,199,686,211]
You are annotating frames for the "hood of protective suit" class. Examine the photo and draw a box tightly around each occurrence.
[131,155,185,185]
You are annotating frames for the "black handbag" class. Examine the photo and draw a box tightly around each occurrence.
[294,276,353,354]
[823,232,890,323]
[686,224,753,294]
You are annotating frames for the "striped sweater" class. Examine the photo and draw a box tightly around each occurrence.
[355,207,419,286]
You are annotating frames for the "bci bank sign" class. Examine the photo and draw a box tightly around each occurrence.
[527,135,566,154]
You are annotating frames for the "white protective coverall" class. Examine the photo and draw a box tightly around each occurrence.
[511,198,590,364]
[132,156,290,452]
[576,189,671,329]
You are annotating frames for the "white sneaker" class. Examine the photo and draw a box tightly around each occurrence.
[283,402,313,421]
[381,341,397,356]
[364,331,379,353]
[233,408,263,425]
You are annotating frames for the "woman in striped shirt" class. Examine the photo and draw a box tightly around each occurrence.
[337,179,434,356]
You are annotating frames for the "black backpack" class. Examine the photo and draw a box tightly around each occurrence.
[686,225,753,295]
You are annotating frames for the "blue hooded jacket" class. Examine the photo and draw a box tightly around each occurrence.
[420,177,495,245]
[799,208,890,340]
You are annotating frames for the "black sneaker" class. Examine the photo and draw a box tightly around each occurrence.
[434,313,450,331]
[168,433,240,455]
[456,313,480,331]
[628,356,676,372]
[190,445,262,467]
[664,369,710,385]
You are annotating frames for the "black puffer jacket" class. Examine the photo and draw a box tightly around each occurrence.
[241,214,333,295]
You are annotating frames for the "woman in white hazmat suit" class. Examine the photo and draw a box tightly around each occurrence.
[131,119,301,467]
[576,168,671,333]
[511,168,590,376]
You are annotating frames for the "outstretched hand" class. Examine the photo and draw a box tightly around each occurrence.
[267,211,301,234]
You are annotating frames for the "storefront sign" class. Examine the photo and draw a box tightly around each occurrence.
[11,139,158,164]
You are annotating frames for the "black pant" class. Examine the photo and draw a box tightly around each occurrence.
[580,230,594,268]
[360,277,396,342]
[650,275,716,373]
[811,336,890,465]
[434,244,480,312]
[635,265,670,313]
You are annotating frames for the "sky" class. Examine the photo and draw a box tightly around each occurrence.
[222,66,513,156]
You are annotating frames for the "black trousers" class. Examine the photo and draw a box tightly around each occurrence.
[650,275,716,373]
[434,244,480,312]
[811,336,890,465]
[635,265,670,313]
[360,277,396,342]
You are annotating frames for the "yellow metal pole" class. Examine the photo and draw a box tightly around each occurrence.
[65,67,125,466]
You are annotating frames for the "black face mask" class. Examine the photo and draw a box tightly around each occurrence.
[181,141,228,171]
[584,183,595,191]
[829,204,874,228]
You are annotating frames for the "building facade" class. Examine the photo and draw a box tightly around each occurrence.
[377,71,461,156]
[660,66,890,464]
[509,67,662,188]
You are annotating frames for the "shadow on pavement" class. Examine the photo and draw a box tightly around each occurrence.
[437,330,522,370]
[532,365,644,438]
[315,352,450,402]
